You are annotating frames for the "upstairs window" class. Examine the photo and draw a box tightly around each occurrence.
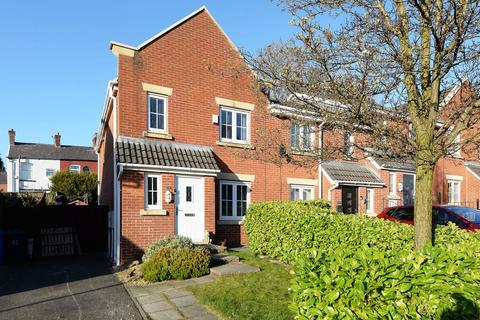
[69,165,80,173]
[148,93,168,132]
[290,123,314,151]
[20,162,33,180]
[220,107,249,144]
[343,131,354,158]
[46,168,55,177]
[452,134,461,157]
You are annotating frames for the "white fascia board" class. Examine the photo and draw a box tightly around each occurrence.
[119,163,220,176]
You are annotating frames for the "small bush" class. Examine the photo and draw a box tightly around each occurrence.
[142,235,194,262]
[142,247,211,282]
[245,200,480,319]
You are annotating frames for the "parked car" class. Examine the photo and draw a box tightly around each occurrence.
[377,205,480,232]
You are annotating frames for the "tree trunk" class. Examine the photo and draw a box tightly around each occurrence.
[413,162,435,249]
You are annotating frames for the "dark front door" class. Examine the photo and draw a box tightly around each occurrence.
[342,186,358,214]
[403,174,415,205]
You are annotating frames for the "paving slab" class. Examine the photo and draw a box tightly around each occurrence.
[149,308,184,320]
[142,299,174,313]
[169,294,198,308]
[210,263,260,276]
[180,304,216,318]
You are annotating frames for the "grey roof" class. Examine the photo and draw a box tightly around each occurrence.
[7,143,96,161]
[372,157,416,172]
[116,136,220,171]
[322,161,384,186]
[0,172,6,184]
[466,162,480,179]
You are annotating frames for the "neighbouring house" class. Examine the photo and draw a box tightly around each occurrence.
[0,172,7,191]
[6,130,97,192]
[96,6,321,264]
[96,6,480,264]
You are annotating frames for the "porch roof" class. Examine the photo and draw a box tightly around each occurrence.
[372,157,416,172]
[466,161,480,180]
[322,161,384,187]
[116,136,220,172]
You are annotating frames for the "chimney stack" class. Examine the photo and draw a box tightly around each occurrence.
[54,132,61,147]
[92,133,98,148]
[8,129,15,146]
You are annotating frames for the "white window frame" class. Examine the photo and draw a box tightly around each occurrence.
[366,188,374,214]
[219,106,250,144]
[447,179,461,205]
[290,122,314,151]
[145,174,162,210]
[290,185,314,200]
[344,131,355,158]
[20,162,33,180]
[388,172,396,195]
[46,168,55,177]
[147,93,168,133]
[388,199,398,207]
[452,134,461,157]
[219,180,251,220]
[69,164,80,173]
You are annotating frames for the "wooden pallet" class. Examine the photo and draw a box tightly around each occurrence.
[40,227,75,257]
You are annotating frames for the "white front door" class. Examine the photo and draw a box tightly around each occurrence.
[175,176,205,242]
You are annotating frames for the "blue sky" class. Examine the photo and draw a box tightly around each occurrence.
[0,1,297,164]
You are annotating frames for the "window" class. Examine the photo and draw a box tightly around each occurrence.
[388,172,396,195]
[46,169,55,177]
[220,181,250,220]
[290,185,314,200]
[69,165,80,172]
[290,122,314,151]
[220,107,249,143]
[145,174,162,209]
[388,199,398,207]
[447,179,461,205]
[82,166,90,173]
[435,209,469,228]
[20,162,33,180]
[387,207,413,221]
[148,93,167,132]
[343,131,354,158]
[366,188,374,214]
[452,134,461,157]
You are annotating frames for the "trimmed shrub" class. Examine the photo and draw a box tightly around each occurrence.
[142,247,211,282]
[142,235,194,262]
[245,200,480,319]
[244,200,413,263]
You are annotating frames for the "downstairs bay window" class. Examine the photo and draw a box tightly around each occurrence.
[220,181,250,220]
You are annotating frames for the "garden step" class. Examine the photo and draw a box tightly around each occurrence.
[210,263,259,276]
[212,253,240,265]
[195,243,227,254]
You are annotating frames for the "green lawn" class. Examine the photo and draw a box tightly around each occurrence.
[188,250,294,320]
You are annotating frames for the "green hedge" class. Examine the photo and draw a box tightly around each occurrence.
[244,200,480,319]
[142,247,211,282]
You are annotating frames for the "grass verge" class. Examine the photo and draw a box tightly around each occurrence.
[188,250,293,320]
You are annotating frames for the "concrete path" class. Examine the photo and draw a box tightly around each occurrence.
[127,262,259,320]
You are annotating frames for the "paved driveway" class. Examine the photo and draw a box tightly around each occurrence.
[0,255,143,320]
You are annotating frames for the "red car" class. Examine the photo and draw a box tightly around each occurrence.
[377,205,480,232]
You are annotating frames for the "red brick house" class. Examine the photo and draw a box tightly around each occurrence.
[96,6,480,264]
[96,7,320,264]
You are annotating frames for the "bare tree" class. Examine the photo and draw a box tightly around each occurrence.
[248,0,480,249]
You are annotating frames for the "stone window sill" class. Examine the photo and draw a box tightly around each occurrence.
[217,219,245,225]
[143,131,173,140]
[215,141,255,149]
[140,209,167,216]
